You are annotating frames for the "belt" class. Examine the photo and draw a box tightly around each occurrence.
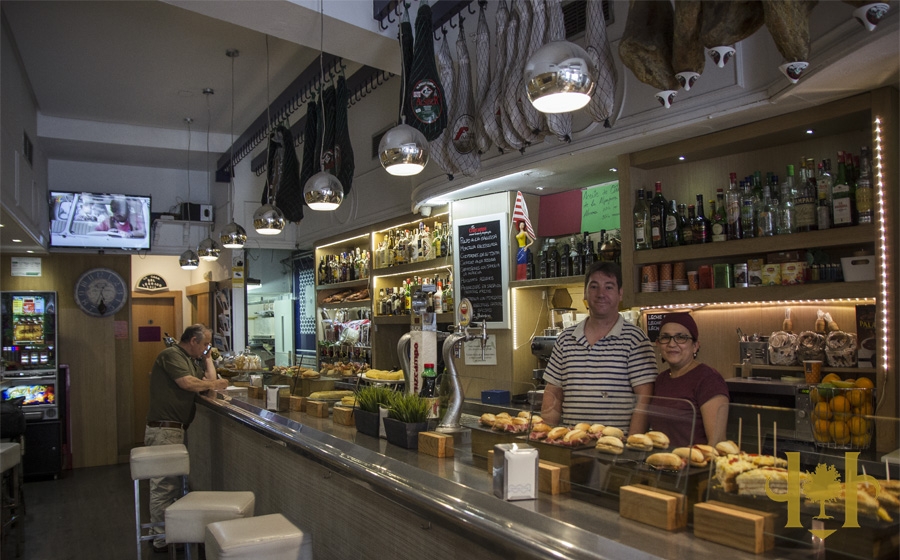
[147,421,187,430]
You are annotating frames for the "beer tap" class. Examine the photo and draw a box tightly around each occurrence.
[437,299,485,433]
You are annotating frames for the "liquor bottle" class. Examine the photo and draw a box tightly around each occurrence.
[546,238,559,277]
[559,241,571,277]
[433,281,443,314]
[693,194,711,244]
[649,182,667,249]
[569,235,582,276]
[740,198,756,239]
[633,189,651,250]
[711,189,727,242]
[792,162,817,232]
[582,231,595,269]
[318,256,327,284]
[855,146,874,224]
[681,204,695,245]
[664,199,681,247]
[816,161,832,230]
[777,172,796,235]
[725,172,742,240]
[757,186,776,237]
[443,276,453,312]
[832,151,854,226]
[404,279,412,312]
[420,363,437,397]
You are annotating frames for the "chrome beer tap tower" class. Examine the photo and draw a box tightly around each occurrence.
[437,298,487,433]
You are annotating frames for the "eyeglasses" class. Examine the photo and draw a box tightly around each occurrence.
[657,334,695,345]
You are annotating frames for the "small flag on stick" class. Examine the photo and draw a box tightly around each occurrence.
[512,191,535,239]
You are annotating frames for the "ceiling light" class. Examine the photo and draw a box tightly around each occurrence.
[679,156,686,161]
[246,278,262,290]
[610,167,618,173]
[806,129,815,135]
[12,239,21,243]
[197,236,221,261]
[379,124,429,176]
[220,221,248,248]
[253,203,287,234]
[179,249,199,270]
[219,53,248,246]
[524,41,596,114]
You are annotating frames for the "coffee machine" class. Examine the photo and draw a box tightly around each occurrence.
[530,335,557,383]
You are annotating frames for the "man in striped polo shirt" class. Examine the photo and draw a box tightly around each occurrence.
[541,261,656,435]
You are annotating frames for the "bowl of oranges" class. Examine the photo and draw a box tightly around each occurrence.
[808,373,876,449]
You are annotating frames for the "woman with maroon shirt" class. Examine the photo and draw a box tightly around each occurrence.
[652,313,729,447]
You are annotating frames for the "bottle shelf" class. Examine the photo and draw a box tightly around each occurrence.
[320,300,371,309]
[371,256,453,278]
[372,313,455,325]
[509,276,584,289]
[632,224,875,266]
[636,280,877,307]
[316,279,369,292]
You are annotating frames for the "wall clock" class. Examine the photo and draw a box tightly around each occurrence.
[74,268,128,317]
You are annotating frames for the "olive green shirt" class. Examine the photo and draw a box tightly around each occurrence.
[147,345,203,426]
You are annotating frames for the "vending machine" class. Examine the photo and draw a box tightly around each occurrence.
[1,291,63,479]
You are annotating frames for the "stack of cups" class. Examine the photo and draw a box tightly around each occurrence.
[673,262,688,291]
[659,263,673,292]
[641,265,659,293]
[687,271,699,290]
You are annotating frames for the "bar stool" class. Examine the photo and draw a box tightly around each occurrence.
[0,442,23,558]
[205,513,312,560]
[129,444,189,560]
[164,491,255,559]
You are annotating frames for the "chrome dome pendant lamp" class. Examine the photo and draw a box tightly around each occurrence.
[524,40,596,114]
[179,249,199,270]
[187,115,221,263]
[303,0,344,211]
[218,51,249,246]
[253,38,288,233]
[378,2,428,176]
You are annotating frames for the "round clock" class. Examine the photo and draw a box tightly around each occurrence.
[74,268,128,317]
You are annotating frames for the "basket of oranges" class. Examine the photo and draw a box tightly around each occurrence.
[808,373,876,450]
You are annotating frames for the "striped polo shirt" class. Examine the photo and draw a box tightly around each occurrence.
[542,315,657,431]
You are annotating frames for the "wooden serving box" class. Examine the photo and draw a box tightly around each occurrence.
[620,484,688,531]
[332,405,355,426]
[418,432,454,458]
[694,500,775,554]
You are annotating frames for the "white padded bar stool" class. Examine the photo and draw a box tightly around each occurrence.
[165,491,255,559]
[1,442,24,558]
[129,444,189,560]
[205,513,312,560]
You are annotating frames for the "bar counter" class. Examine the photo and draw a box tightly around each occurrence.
[187,393,822,560]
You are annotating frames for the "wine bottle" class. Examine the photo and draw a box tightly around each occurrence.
[681,204,695,245]
[725,172,742,240]
[693,194,710,244]
[832,152,854,226]
[856,146,874,224]
[633,189,651,250]
[664,200,681,247]
[711,189,727,242]
[649,182,667,248]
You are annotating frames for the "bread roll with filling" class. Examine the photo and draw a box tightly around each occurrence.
[646,452,686,470]
[693,444,719,460]
[574,423,592,432]
[563,429,589,445]
[626,434,655,451]
[595,436,625,455]
[479,413,496,427]
[673,446,707,467]
[588,424,606,435]
[546,427,569,441]
[601,426,625,440]
[646,431,670,449]
[715,440,740,455]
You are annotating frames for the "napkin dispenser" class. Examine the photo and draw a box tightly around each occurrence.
[493,443,538,501]
[265,385,290,411]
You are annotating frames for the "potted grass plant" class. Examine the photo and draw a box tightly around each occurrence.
[383,392,430,449]
[354,385,396,438]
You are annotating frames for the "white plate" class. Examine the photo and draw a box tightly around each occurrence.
[361,373,405,384]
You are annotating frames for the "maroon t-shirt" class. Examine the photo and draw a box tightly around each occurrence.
[652,363,729,447]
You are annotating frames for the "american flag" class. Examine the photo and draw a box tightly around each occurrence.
[512,191,535,239]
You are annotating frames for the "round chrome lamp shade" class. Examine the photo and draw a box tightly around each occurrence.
[179,249,199,270]
[253,203,286,235]
[524,41,596,114]
[219,221,248,248]
[197,237,221,261]
[303,171,344,211]
[378,124,429,176]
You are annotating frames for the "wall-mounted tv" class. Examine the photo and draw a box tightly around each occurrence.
[49,191,151,251]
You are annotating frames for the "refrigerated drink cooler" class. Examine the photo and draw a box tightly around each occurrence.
[2,291,64,479]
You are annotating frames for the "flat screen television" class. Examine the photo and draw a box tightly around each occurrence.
[49,191,151,251]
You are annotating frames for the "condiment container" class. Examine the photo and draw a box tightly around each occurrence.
[493,443,538,501]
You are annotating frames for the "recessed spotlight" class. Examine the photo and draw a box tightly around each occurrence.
[806,129,815,135]
[12,239,21,243]
[536,186,545,190]
[26,250,33,254]
[678,156,686,161]
[609,167,618,173]
[0,223,5,227]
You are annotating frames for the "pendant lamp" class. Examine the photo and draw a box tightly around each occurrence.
[182,115,221,263]
[254,39,288,232]
[524,40,596,114]
[379,3,428,176]
[179,249,199,270]
[217,52,249,246]
[303,0,344,211]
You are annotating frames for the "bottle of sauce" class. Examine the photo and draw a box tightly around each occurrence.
[420,363,439,419]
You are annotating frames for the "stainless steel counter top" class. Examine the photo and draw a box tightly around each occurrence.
[198,393,819,560]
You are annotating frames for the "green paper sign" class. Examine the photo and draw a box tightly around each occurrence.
[581,181,620,232]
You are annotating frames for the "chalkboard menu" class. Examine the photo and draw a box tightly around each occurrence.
[455,214,508,327]
[645,312,671,342]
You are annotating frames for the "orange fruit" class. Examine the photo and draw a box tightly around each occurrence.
[853,401,875,416]
[854,377,875,389]
[813,419,831,440]
[848,388,868,408]
[829,420,851,444]
[830,395,851,415]
[822,373,842,384]
[848,415,870,436]
[851,433,871,448]
[814,401,833,420]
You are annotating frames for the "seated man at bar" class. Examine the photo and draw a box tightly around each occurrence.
[541,262,657,434]
[651,313,729,447]
[145,324,228,553]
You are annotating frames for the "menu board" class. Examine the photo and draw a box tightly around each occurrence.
[644,312,672,343]
[454,214,509,328]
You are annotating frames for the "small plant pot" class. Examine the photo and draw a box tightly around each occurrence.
[354,409,380,438]
[383,417,428,449]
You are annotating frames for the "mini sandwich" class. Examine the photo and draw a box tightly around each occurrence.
[601,426,625,440]
[587,424,606,438]
[693,444,719,461]
[530,415,544,426]
[595,436,625,455]
[546,426,570,442]
[479,413,496,427]
[626,433,655,451]
[495,412,512,421]
[562,429,590,446]
[507,417,530,433]
[673,446,707,467]
[517,411,531,418]
[646,452,686,471]
[646,431,670,449]
[529,422,552,440]
[715,440,740,456]
[573,423,592,433]
[492,417,512,432]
